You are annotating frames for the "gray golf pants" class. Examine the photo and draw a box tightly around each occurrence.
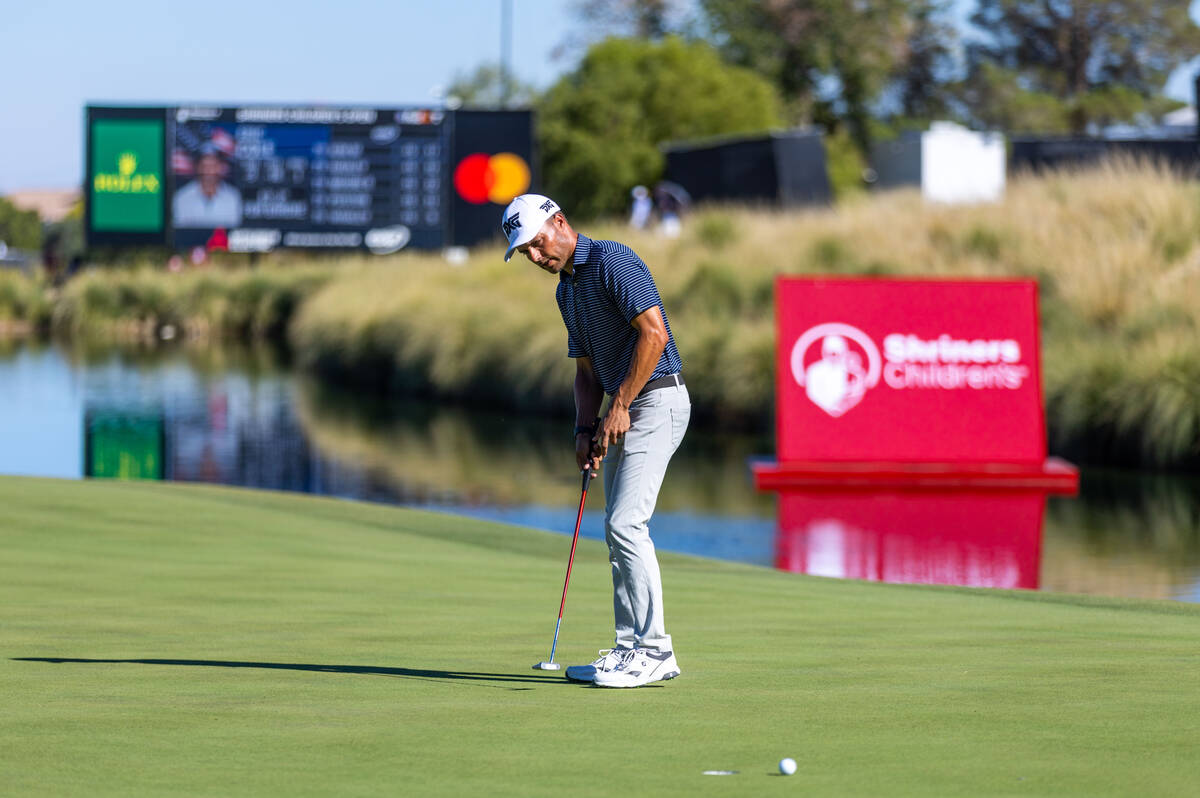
[604,381,690,653]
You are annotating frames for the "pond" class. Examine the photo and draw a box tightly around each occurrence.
[2,342,1198,603]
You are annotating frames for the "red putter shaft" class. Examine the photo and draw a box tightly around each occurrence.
[556,466,592,620]
[534,464,594,671]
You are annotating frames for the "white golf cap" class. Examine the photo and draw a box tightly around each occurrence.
[501,193,561,262]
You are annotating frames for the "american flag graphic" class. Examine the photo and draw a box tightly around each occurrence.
[172,149,194,175]
[210,128,235,156]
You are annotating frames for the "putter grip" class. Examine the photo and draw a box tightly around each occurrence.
[580,466,592,492]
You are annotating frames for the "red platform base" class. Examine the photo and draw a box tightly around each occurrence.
[752,457,1079,494]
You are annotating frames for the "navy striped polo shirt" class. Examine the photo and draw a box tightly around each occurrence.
[555,234,683,395]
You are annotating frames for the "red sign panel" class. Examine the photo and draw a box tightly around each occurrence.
[775,278,1046,464]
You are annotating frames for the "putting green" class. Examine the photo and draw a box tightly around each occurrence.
[2,477,1197,796]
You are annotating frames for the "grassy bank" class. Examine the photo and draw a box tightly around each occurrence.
[3,160,1198,466]
[4,476,1200,796]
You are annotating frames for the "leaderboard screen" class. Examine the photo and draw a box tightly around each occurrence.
[85,105,534,252]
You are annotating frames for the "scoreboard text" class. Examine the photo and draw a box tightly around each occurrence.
[85,105,534,252]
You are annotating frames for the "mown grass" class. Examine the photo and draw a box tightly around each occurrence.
[3,159,1198,466]
[4,476,1200,797]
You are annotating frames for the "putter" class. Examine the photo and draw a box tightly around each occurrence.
[533,464,594,671]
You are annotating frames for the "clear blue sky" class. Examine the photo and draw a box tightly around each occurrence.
[1,0,1197,193]
[0,0,571,193]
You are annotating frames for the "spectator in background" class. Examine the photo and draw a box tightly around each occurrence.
[629,185,653,230]
[41,236,60,284]
[173,144,242,229]
[653,181,690,238]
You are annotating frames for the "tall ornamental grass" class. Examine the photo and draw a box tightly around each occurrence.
[51,264,335,341]
[0,270,52,331]
[290,158,1200,467]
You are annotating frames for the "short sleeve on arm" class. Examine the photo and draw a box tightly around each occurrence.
[603,249,663,324]
[566,329,584,358]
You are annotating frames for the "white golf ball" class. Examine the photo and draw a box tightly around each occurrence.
[778,757,797,776]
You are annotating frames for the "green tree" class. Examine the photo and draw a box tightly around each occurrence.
[698,0,929,148]
[963,0,1200,133]
[571,0,691,39]
[445,62,538,109]
[0,197,42,251]
[43,199,85,270]
[956,62,1073,133]
[538,36,782,218]
[890,0,959,122]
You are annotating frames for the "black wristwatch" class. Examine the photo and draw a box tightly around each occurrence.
[574,419,600,440]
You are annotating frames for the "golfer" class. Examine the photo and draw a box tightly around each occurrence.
[502,194,690,688]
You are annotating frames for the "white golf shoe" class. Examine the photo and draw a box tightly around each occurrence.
[565,648,631,683]
[592,648,680,688]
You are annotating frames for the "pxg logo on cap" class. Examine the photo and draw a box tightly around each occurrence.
[502,194,560,261]
[502,212,521,237]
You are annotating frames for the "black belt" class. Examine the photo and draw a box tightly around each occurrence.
[638,373,684,396]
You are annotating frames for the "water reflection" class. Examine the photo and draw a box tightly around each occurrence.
[2,342,1200,602]
[1043,473,1200,602]
[773,490,1044,590]
[293,379,773,516]
[0,343,776,563]
[84,410,165,479]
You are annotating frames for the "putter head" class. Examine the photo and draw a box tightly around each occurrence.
[532,661,562,671]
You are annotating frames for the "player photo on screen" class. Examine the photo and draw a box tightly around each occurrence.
[172,127,242,229]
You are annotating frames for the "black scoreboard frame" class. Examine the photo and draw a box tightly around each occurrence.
[84,104,536,253]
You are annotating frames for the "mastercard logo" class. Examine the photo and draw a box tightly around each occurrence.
[454,152,530,205]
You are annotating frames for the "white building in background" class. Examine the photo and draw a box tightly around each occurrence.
[870,122,1006,205]
[921,123,1006,204]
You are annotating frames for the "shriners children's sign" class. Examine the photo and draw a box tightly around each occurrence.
[773,278,1049,465]
[755,277,1078,580]
[792,324,1031,419]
